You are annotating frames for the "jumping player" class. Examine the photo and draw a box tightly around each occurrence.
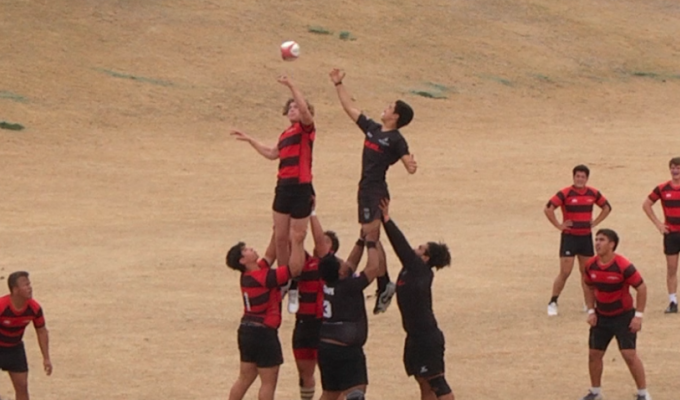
[544,165,611,316]
[317,238,379,400]
[225,230,306,400]
[0,271,52,400]
[579,229,650,400]
[231,75,316,313]
[642,156,680,313]
[379,199,454,400]
[329,67,417,315]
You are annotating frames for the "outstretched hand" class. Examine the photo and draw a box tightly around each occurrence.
[230,130,252,142]
[329,68,346,85]
[379,198,390,222]
[277,75,293,87]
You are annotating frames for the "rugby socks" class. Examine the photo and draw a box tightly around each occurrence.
[638,388,648,397]
[377,273,391,294]
[669,293,677,304]
[549,295,559,304]
[589,387,601,395]
[300,386,315,400]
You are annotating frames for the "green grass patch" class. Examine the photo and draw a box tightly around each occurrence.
[338,31,357,41]
[307,26,333,35]
[0,91,28,103]
[94,68,173,87]
[480,75,513,86]
[0,121,25,131]
[409,82,452,99]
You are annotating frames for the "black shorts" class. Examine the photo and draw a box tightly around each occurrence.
[318,341,367,392]
[404,330,445,377]
[237,324,283,368]
[589,309,637,351]
[559,233,594,257]
[664,232,680,255]
[0,343,28,373]
[358,188,388,224]
[273,183,314,219]
[292,318,322,360]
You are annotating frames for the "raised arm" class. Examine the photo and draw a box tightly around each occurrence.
[231,130,279,160]
[263,229,277,266]
[342,236,366,275]
[379,199,418,266]
[310,212,330,258]
[329,68,361,122]
[278,76,314,126]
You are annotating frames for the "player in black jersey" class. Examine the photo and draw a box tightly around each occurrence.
[379,199,455,400]
[316,239,379,400]
[329,68,417,316]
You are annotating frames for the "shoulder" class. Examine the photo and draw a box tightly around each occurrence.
[584,256,598,268]
[614,254,632,269]
[0,295,8,309]
[585,186,600,194]
[27,298,42,313]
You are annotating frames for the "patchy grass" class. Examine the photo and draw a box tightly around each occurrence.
[0,91,28,103]
[94,68,174,87]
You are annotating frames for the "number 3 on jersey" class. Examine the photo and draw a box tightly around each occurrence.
[323,300,332,318]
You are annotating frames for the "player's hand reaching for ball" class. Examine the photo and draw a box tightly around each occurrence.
[230,130,252,143]
[277,75,293,87]
[379,198,390,222]
[329,68,345,85]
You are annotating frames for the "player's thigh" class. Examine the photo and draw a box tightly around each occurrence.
[589,320,615,351]
[613,311,637,350]
[257,365,281,386]
[8,371,29,391]
[289,184,314,220]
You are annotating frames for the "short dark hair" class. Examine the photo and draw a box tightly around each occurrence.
[572,164,590,177]
[596,229,619,251]
[669,157,680,167]
[394,100,414,129]
[226,242,246,272]
[283,98,315,117]
[426,242,451,270]
[324,231,340,254]
[8,271,29,292]
[319,253,340,283]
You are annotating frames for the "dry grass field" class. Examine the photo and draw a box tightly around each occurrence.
[1,0,680,399]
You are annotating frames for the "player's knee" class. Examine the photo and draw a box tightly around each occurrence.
[346,389,365,400]
[428,375,452,398]
[290,227,307,244]
[620,350,638,364]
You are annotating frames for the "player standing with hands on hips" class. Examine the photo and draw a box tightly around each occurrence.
[231,75,316,313]
[329,68,417,314]
[544,165,611,316]
[642,156,680,313]
[579,229,650,400]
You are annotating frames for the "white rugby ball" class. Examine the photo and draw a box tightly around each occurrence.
[281,41,300,61]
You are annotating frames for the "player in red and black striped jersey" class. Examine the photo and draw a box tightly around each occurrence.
[0,271,52,400]
[642,156,680,313]
[579,229,651,400]
[231,75,315,292]
[329,68,417,318]
[544,165,611,316]
[225,230,306,400]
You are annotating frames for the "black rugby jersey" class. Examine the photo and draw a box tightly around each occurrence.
[356,115,409,193]
[383,219,439,337]
[319,272,369,346]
